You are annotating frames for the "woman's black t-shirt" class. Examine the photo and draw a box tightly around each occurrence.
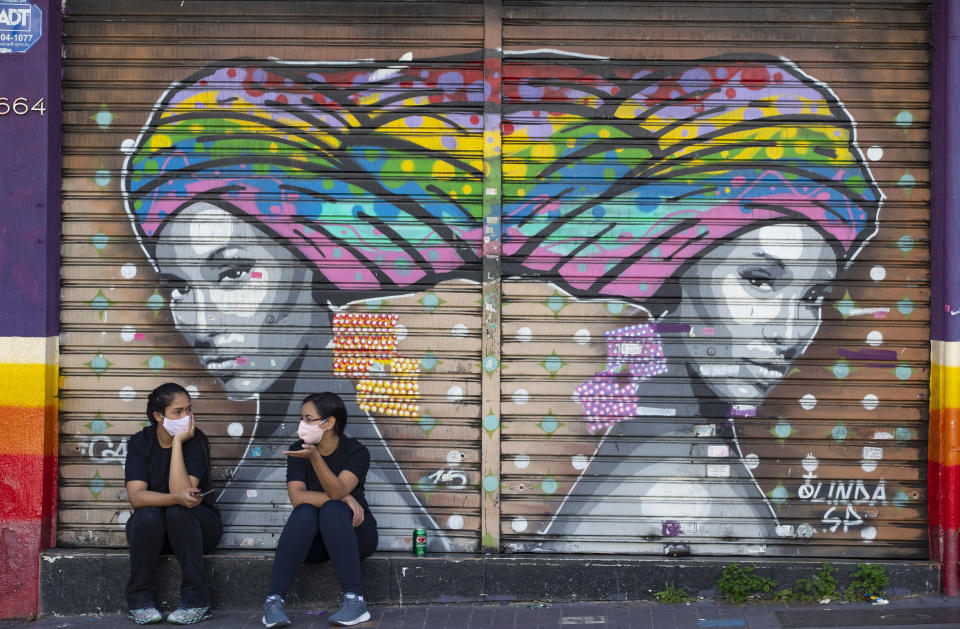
[286,434,374,520]
[124,425,217,508]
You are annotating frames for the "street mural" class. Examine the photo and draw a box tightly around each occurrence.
[56,49,922,554]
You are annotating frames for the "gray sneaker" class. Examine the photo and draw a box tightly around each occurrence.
[166,606,212,624]
[129,607,162,625]
[329,593,370,626]
[261,594,291,628]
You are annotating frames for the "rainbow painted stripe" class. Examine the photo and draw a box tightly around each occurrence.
[0,337,59,618]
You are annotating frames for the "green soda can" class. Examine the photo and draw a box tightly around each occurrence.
[413,528,427,556]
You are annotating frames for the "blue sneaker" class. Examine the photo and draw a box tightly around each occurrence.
[329,593,370,626]
[261,594,291,628]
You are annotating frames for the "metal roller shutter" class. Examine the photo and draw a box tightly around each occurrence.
[59,0,930,560]
[59,0,485,551]
[499,1,930,558]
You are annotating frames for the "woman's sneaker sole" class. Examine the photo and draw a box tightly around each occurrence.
[331,610,371,626]
[261,616,291,628]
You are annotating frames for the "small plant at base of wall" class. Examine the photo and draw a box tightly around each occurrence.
[654,582,691,603]
[774,563,839,602]
[717,563,776,604]
[844,564,889,602]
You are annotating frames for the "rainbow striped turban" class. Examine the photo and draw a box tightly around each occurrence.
[123,61,487,296]
[500,55,882,304]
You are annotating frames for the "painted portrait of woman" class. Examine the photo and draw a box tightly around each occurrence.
[497,55,882,553]
[121,52,881,554]
[121,59,490,550]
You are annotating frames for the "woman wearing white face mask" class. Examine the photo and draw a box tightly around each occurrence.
[124,383,221,625]
[262,392,377,628]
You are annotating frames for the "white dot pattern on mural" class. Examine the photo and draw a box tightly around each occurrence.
[571,454,588,470]
[512,388,530,405]
[514,454,530,469]
[799,394,817,410]
[446,386,463,402]
[121,263,137,279]
[451,323,468,337]
[866,330,883,346]
[446,450,464,465]
[119,386,136,402]
[870,266,886,281]
[121,325,136,342]
[574,329,590,344]
[447,514,464,530]
[743,453,760,470]
[862,394,879,410]
[866,145,883,161]
[227,422,243,437]
[511,516,528,533]
[516,326,532,342]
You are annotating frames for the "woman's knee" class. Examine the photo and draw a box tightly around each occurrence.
[165,504,197,526]
[125,507,167,542]
[317,499,351,525]
[127,506,165,532]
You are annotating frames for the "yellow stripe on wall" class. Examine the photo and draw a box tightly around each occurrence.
[0,363,59,408]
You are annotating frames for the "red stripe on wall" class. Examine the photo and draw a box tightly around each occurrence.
[0,454,58,522]
[0,521,43,619]
[928,461,960,530]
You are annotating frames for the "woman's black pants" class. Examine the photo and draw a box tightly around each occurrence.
[268,501,378,597]
[125,504,222,610]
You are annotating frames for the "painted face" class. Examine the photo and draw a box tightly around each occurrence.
[154,202,320,399]
[670,223,839,405]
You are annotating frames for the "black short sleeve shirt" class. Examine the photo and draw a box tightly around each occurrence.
[124,425,216,508]
[286,434,373,516]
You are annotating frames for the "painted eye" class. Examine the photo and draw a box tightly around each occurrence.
[218,262,253,282]
[741,269,775,291]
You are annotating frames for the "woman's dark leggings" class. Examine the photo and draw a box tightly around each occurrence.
[268,501,378,597]
[125,504,222,610]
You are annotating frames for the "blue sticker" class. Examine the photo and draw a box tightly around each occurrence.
[0,3,43,54]
[251,446,261,457]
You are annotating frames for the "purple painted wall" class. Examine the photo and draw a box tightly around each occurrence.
[931,0,960,343]
[0,0,60,338]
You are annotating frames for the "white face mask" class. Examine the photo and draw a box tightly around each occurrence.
[297,420,327,445]
[162,415,191,437]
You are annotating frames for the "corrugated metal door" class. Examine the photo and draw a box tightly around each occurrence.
[59,0,930,560]
[59,1,486,551]
[499,1,930,558]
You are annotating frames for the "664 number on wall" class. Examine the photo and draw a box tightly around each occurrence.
[0,97,45,116]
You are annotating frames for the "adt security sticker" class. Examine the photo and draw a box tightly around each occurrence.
[0,2,42,54]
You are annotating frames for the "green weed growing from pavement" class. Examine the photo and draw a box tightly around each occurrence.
[717,563,775,604]
[655,582,691,603]
[844,563,889,602]
[774,563,839,602]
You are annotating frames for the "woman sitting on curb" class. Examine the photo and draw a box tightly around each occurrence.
[124,382,222,624]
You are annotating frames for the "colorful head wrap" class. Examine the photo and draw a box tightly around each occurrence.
[123,60,488,296]
[500,55,882,303]
[124,55,881,307]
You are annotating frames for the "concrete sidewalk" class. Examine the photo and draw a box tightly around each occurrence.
[7,596,960,629]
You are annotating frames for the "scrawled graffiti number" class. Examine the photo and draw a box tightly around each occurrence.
[427,468,468,489]
[78,436,127,463]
